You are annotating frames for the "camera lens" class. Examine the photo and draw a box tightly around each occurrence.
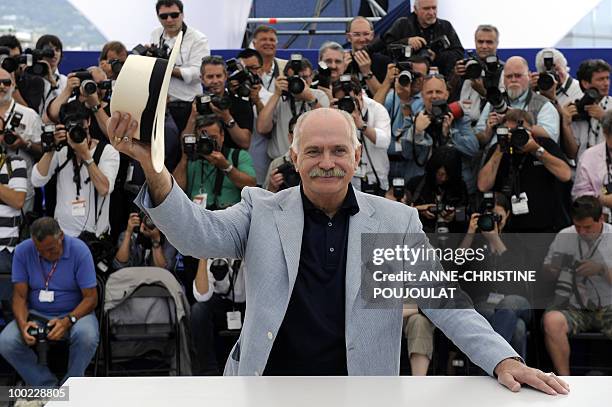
[0,56,17,73]
[510,128,529,148]
[537,72,555,91]
[477,214,495,232]
[288,76,305,95]
[81,80,98,96]
[464,59,483,80]
[337,96,355,114]
[68,123,87,144]
[397,71,412,87]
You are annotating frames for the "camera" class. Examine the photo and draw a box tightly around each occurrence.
[551,252,581,306]
[108,58,123,75]
[70,69,98,97]
[486,87,508,114]
[132,43,170,59]
[428,100,463,130]
[184,121,219,160]
[0,46,52,76]
[275,160,301,190]
[429,35,451,55]
[476,192,502,232]
[195,93,232,116]
[312,61,332,89]
[286,54,306,95]
[573,88,600,122]
[392,177,405,201]
[2,112,23,145]
[226,58,261,98]
[27,323,50,366]
[65,119,88,144]
[397,70,413,87]
[481,56,506,113]
[497,123,529,154]
[210,258,231,281]
[537,51,560,92]
[41,124,57,152]
[428,202,454,216]
[461,52,483,80]
[335,74,357,114]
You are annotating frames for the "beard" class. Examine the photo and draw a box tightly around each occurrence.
[0,87,13,104]
[507,87,525,101]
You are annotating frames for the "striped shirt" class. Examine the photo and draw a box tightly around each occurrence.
[0,155,27,251]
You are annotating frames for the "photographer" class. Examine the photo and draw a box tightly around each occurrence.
[264,116,299,192]
[572,110,612,216]
[344,16,391,96]
[47,66,112,142]
[257,56,329,160]
[562,59,612,161]
[542,196,612,375]
[99,41,128,81]
[532,48,583,107]
[0,68,43,212]
[476,57,560,146]
[251,25,287,94]
[191,257,245,375]
[458,192,531,359]
[113,212,176,271]
[410,74,480,193]
[237,48,273,185]
[318,42,348,101]
[200,56,253,150]
[478,109,571,232]
[36,35,67,115]
[332,75,391,194]
[379,0,463,77]
[374,58,428,184]
[31,100,119,237]
[149,0,210,132]
[0,35,45,111]
[449,25,504,125]
[402,145,468,233]
[0,217,98,386]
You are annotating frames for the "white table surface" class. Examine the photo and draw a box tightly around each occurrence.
[45,376,608,407]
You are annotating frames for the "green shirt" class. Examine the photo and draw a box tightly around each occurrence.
[187,149,256,209]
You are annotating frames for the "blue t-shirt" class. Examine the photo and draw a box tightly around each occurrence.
[12,235,96,316]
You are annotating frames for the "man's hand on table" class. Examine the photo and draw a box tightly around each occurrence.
[494,358,570,395]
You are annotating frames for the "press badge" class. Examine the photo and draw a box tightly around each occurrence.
[71,199,86,217]
[487,292,505,305]
[193,193,207,208]
[511,192,529,215]
[394,139,402,153]
[126,163,134,183]
[39,289,55,303]
[227,311,242,330]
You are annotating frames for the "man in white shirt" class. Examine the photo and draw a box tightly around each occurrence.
[149,0,210,132]
[251,26,287,95]
[0,68,43,213]
[332,75,391,194]
[31,101,119,237]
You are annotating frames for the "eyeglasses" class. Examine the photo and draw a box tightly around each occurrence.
[0,79,12,87]
[504,73,525,80]
[159,12,181,20]
[348,31,373,39]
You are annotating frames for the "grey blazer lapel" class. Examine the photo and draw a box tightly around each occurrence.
[273,188,304,299]
[346,192,380,313]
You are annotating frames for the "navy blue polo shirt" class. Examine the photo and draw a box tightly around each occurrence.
[264,185,360,375]
[12,235,96,316]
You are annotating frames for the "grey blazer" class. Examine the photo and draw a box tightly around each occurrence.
[136,182,519,376]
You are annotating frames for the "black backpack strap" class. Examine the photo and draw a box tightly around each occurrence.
[54,149,75,177]
[231,148,241,168]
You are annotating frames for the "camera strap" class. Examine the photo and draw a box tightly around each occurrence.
[211,147,241,208]
[606,143,612,184]
[358,125,381,188]
[587,97,609,149]
[159,23,187,63]
[3,101,16,128]
[509,153,529,197]
[556,77,573,98]
[289,96,308,119]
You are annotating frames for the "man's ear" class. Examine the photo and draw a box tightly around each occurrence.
[290,147,298,169]
[354,146,361,169]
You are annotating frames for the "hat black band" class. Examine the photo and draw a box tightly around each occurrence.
[140,58,168,142]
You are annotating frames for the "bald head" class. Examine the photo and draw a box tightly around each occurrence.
[505,56,529,74]
[291,108,360,154]
[504,56,530,100]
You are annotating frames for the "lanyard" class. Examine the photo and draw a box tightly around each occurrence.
[39,259,59,290]
[606,143,612,184]
[587,97,610,149]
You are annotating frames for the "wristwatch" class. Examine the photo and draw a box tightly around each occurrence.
[225,119,236,129]
[90,103,101,113]
[221,163,234,173]
[534,146,545,159]
[151,240,161,248]
[363,72,374,80]
[84,157,94,167]
[360,124,368,133]
[307,97,318,108]
[68,314,77,325]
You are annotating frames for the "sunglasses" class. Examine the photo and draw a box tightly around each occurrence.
[159,12,181,20]
[0,79,12,87]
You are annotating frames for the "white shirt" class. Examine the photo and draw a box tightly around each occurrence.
[260,58,287,94]
[459,74,504,124]
[0,156,27,252]
[31,142,120,237]
[150,25,210,102]
[2,99,42,212]
[352,95,391,191]
[556,76,583,107]
[193,258,246,303]
[571,96,612,161]
[248,88,273,185]
[42,69,67,115]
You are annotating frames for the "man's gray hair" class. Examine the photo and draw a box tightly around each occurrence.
[535,48,569,73]
[602,110,612,137]
[504,56,529,74]
[290,108,360,153]
[31,217,62,242]
[318,41,344,61]
[475,24,499,43]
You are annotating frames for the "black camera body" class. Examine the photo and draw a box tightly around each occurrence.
[335,74,357,114]
[108,59,123,75]
[537,51,560,92]
[286,54,306,95]
[573,88,600,122]
[41,124,58,152]
[428,202,454,215]
[313,61,332,89]
[0,46,52,76]
[497,124,529,154]
[227,58,262,98]
[195,93,232,116]
[132,43,170,59]
[462,53,483,80]
[482,56,507,114]
[3,112,23,145]
[65,120,87,144]
[391,177,406,201]
[276,160,301,190]
[71,69,98,97]
[184,124,219,161]
[477,191,502,232]
[27,323,50,366]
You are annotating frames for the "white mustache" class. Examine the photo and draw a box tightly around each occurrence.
[308,168,346,178]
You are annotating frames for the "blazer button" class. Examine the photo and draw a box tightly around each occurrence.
[267,331,274,340]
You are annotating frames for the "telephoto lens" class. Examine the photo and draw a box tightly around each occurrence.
[66,121,87,144]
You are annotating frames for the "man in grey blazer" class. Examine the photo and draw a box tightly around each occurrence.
[107,107,569,395]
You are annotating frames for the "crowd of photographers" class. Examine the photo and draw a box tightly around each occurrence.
[0,0,609,386]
